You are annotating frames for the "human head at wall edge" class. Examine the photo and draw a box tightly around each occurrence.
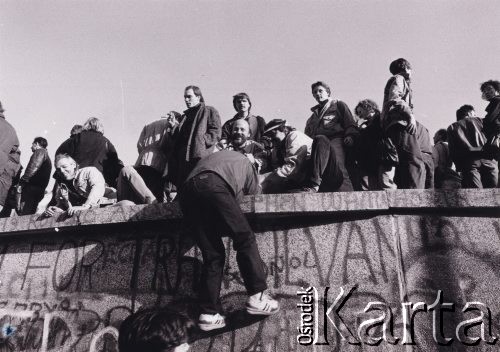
[311,81,331,104]
[83,117,104,134]
[32,136,48,152]
[233,92,252,114]
[70,124,83,136]
[355,99,380,120]
[118,307,193,352]
[456,104,475,121]
[480,80,500,101]
[55,154,78,181]
[231,119,251,147]
[184,85,204,108]
[263,119,295,143]
[389,58,412,80]
[433,129,447,144]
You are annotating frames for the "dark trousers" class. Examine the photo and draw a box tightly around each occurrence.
[179,172,267,314]
[461,158,498,188]
[422,152,434,189]
[136,166,164,201]
[386,125,425,189]
[19,184,45,215]
[308,136,344,192]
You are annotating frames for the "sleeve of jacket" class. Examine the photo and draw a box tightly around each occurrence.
[136,126,147,153]
[337,101,358,138]
[221,119,233,141]
[83,168,106,206]
[204,107,222,147]
[21,149,45,183]
[244,162,261,195]
[275,131,309,178]
[387,75,413,120]
[304,114,316,138]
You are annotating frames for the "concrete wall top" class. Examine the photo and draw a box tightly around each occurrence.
[0,189,498,236]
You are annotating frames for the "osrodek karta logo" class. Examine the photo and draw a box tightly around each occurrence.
[296,286,498,347]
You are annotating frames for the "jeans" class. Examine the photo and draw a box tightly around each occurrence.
[307,136,344,192]
[117,166,156,204]
[379,125,425,189]
[179,172,267,314]
[136,166,165,201]
[19,184,45,215]
[461,158,498,188]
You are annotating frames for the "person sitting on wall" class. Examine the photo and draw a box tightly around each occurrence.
[43,154,106,217]
[215,119,266,171]
[219,92,266,148]
[135,111,182,202]
[304,81,357,191]
[119,307,193,352]
[56,117,123,188]
[432,129,461,189]
[260,119,312,193]
[353,99,383,191]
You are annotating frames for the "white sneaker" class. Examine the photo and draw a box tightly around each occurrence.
[198,313,226,331]
[246,291,280,315]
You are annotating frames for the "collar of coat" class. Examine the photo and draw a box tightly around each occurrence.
[310,98,337,116]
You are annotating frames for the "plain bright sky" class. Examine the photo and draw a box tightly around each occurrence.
[1,0,499,167]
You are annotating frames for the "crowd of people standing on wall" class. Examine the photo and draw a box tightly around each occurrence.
[0,58,499,218]
[1,57,500,335]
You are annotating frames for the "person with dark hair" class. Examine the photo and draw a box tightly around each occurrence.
[447,105,497,188]
[56,117,123,187]
[18,137,52,215]
[119,308,192,352]
[220,93,266,147]
[135,111,181,201]
[353,99,383,190]
[261,119,312,193]
[304,81,357,191]
[169,86,221,186]
[70,124,83,137]
[379,58,425,189]
[43,154,106,217]
[480,80,500,161]
[179,151,279,331]
[0,100,21,215]
[415,122,434,189]
[432,129,461,189]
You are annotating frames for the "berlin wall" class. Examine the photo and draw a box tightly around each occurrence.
[0,189,498,351]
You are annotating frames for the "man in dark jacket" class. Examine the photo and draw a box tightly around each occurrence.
[304,81,357,191]
[379,58,425,189]
[56,117,123,187]
[179,151,279,331]
[18,137,52,215]
[447,105,498,188]
[220,92,266,146]
[481,80,500,161]
[171,86,221,186]
[0,101,21,214]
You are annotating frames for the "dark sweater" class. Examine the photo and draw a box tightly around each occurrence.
[185,150,260,200]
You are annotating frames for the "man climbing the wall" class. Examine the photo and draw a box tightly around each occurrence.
[178,150,279,331]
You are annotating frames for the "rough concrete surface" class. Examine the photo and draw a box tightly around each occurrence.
[0,190,498,351]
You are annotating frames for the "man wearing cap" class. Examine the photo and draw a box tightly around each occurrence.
[135,111,182,201]
[261,119,312,193]
[304,81,357,192]
[179,150,279,331]
[0,101,21,215]
[220,93,266,148]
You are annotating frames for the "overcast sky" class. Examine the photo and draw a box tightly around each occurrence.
[1,0,499,166]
